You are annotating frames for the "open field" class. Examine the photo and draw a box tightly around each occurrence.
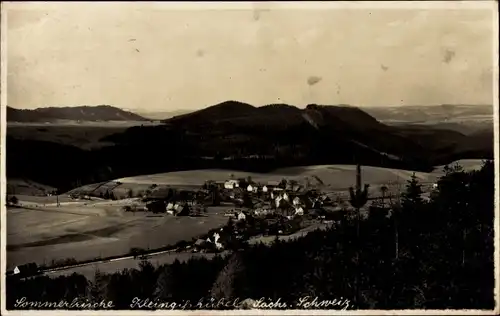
[115,158,484,188]
[7,199,230,271]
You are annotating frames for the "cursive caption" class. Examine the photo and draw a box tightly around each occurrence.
[14,296,351,310]
[14,297,115,309]
[130,296,351,310]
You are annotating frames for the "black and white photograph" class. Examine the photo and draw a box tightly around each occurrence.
[1,1,498,314]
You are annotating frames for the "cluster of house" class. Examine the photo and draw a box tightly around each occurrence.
[193,230,225,252]
[223,179,302,193]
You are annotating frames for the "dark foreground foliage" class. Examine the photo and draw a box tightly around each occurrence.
[6,161,495,310]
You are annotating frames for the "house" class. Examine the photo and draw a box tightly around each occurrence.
[262,186,268,193]
[237,212,247,221]
[213,232,224,250]
[13,263,38,276]
[247,184,253,192]
[295,207,304,216]
[213,232,220,243]
[224,180,240,190]
[292,196,301,206]
[275,195,283,208]
[283,193,289,201]
[254,208,264,216]
[166,202,174,211]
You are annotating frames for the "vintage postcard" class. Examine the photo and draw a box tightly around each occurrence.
[1,1,498,315]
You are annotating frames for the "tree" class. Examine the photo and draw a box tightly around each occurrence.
[154,266,175,300]
[137,260,156,298]
[211,185,221,206]
[242,191,253,209]
[87,268,108,304]
[288,179,299,187]
[348,164,369,307]
[9,196,19,206]
[210,253,245,300]
[380,185,389,209]
[401,173,424,212]
[279,178,288,188]
[227,216,235,231]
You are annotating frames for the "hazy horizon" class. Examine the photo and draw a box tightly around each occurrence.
[6,102,495,113]
[5,2,496,111]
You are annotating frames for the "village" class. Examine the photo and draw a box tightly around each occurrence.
[116,166,407,256]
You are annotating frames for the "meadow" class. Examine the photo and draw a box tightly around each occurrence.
[7,198,229,271]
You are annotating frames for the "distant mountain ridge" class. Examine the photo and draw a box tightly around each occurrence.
[163,101,391,133]
[363,104,493,123]
[6,100,493,191]
[7,105,147,122]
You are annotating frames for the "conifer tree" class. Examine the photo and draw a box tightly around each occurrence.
[401,173,424,211]
[210,253,245,300]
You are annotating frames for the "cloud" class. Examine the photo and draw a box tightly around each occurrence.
[307,76,322,86]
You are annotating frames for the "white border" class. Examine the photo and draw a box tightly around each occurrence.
[1,1,496,10]
[1,1,8,314]
[0,1,498,315]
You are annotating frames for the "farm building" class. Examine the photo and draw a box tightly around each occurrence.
[224,180,240,189]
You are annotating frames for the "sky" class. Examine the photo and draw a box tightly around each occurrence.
[4,2,497,111]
